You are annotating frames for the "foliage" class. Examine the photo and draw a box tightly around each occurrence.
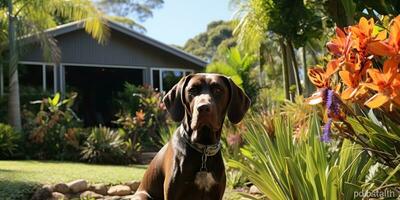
[159,123,177,146]
[206,47,259,102]
[80,126,126,164]
[114,84,171,152]
[325,0,400,28]
[183,20,237,62]
[305,16,400,194]
[0,0,109,60]
[0,123,20,158]
[308,17,400,169]
[233,0,323,50]
[0,160,146,200]
[228,113,377,199]
[221,121,247,189]
[24,92,84,160]
[96,0,164,31]
[115,82,142,114]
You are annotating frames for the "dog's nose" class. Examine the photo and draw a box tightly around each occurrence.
[197,103,211,113]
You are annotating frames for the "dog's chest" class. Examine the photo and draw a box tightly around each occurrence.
[194,171,217,191]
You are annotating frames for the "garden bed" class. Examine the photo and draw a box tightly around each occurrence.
[0,160,146,199]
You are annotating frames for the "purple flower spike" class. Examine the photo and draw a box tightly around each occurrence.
[325,89,340,117]
[326,89,333,111]
[322,118,332,142]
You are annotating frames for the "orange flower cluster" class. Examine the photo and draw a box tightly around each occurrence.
[308,17,400,111]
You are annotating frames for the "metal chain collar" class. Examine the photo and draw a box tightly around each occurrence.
[181,126,221,172]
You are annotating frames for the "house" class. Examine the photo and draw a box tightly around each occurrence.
[0,20,207,125]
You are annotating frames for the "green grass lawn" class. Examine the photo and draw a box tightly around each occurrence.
[0,160,147,199]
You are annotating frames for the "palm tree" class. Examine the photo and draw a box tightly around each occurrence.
[2,0,109,130]
[232,0,323,100]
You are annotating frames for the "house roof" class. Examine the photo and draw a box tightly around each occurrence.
[24,20,207,67]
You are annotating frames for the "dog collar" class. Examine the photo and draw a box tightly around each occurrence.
[180,126,221,171]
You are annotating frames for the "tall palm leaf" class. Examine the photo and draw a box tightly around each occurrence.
[2,0,109,129]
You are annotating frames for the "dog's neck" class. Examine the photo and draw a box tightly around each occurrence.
[182,115,222,145]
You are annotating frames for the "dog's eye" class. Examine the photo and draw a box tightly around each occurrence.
[188,87,199,95]
[212,87,222,95]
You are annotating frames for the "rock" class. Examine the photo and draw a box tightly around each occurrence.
[107,185,132,196]
[80,191,103,199]
[249,185,262,195]
[53,183,70,194]
[31,185,52,200]
[51,192,67,200]
[104,196,122,200]
[121,195,136,200]
[67,179,88,193]
[125,180,141,191]
[89,183,108,195]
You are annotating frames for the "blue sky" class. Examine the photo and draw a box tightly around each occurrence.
[142,0,234,46]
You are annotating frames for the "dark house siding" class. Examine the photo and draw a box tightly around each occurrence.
[22,29,203,71]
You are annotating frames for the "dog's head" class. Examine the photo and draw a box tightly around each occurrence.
[163,73,251,144]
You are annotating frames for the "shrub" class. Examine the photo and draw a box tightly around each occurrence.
[114,84,172,152]
[228,113,376,199]
[24,92,84,160]
[0,123,20,159]
[80,126,126,164]
[114,82,142,114]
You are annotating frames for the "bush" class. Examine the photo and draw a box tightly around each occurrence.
[228,113,376,199]
[114,82,142,114]
[24,92,84,160]
[114,84,172,152]
[80,126,126,164]
[0,123,20,159]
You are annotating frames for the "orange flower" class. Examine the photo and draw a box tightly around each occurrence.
[308,60,339,89]
[367,16,400,57]
[362,58,400,110]
[327,27,351,57]
[306,60,339,105]
[135,110,146,125]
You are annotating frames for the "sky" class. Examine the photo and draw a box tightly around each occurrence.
[142,0,234,46]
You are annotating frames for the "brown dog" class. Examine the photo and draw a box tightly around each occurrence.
[133,73,250,200]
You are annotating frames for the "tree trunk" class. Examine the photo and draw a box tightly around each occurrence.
[302,46,312,96]
[288,40,302,96]
[259,42,266,86]
[7,0,22,131]
[285,42,295,101]
[279,38,290,100]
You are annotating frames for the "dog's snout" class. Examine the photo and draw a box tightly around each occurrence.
[197,103,211,113]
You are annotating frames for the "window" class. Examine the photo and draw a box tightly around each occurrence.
[19,63,55,92]
[151,68,193,92]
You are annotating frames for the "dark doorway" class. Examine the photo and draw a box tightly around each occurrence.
[65,66,143,126]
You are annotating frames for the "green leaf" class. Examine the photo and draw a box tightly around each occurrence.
[51,93,60,106]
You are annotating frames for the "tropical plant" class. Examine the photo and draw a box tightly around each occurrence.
[206,47,259,102]
[0,123,19,158]
[228,113,378,199]
[232,0,324,99]
[305,16,400,195]
[1,0,109,130]
[80,126,125,164]
[26,92,84,160]
[114,84,171,152]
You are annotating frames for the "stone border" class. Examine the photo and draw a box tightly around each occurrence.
[31,179,141,200]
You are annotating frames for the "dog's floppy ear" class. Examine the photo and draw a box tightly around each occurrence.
[225,77,251,124]
[162,75,192,122]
